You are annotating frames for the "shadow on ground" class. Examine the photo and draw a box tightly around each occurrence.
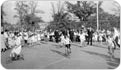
[51,49,70,59]
[92,42,120,50]
[40,41,48,44]
[81,50,120,69]
[52,44,64,49]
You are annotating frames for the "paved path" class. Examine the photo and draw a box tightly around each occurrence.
[1,41,120,69]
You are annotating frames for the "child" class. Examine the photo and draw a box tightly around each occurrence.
[59,34,65,47]
[80,31,87,47]
[1,32,7,52]
[24,31,28,45]
[63,35,71,55]
[106,35,115,60]
[10,32,23,60]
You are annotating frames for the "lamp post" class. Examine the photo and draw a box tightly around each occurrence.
[97,1,99,32]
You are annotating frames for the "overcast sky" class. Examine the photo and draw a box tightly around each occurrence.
[2,0,120,24]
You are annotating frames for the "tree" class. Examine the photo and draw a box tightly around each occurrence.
[14,1,44,31]
[97,11,120,30]
[112,1,120,16]
[1,4,6,28]
[14,1,29,31]
[48,1,71,31]
[66,1,96,22]
[98,1,120,30]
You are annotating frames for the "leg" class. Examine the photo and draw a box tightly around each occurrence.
[69,48,71,53]
[65,48,68,55]
[71,36,74,42]
[17,54,24,60]
[65,45,69,55]
[88,37,90,45]
[80,39,83,46]
[87,37,89,45]
[90,37,93,45]
[108,45,114,60]
[11,53,16,60]
[82,40,85,47]
[65,45,67,54]
[108,46,110,54]
[69,44,71,53]
[1,49,3,52]
[111,48,115,58]
[14,53,18,60]
[110,48,115,60]
[55,37,57,43]
[115,37,120,48]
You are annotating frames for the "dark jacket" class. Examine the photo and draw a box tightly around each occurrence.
[87,29,94,37]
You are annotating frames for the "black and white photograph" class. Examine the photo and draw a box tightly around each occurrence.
[0,0,120,69]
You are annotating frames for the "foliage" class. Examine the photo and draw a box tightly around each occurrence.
[14,1,44,31]
[1,4,6,27]
[47,1,97,31]
[47,1,71,31]
[66,1,96,21]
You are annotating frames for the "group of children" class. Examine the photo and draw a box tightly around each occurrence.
[1,31,24,61]
[9,32,24,60]
[1,27,120,61]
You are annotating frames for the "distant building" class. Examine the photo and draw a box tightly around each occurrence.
[38,22,49,30]
[66,12,80,22]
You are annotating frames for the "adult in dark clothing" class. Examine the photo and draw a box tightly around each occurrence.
[87,28,94,45]
[69,29,74,42]
[54,30,60,43]
[62,30,67,36]
[76,35,80,42]
[114,36,120,48]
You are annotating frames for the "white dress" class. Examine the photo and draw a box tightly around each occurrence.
[28,36,32,44]
[99,34,103,42]
[93,34,98,41]
[80,33,87,45]
[37,34,41,41]
[8,37,15,48]
[1,34,6,50]
[4,32,8,39]
[60,35,65,45]
[35,35,38,42]
[8,33,15,48]
[11,36,22,56]
[118,37,120,45]
[63,37,70,45]
[24,32,28,40]
[80,33,86,41]
[40,33,44,39]
[50,32,54,36]
[107,37,115,48]
[31,35,36,43]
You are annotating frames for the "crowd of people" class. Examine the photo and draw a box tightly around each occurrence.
[1,26,120,61]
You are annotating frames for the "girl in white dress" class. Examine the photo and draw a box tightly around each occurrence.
[10,33,23,60]
[37,33,41,41]
[107,35,115,60]
[1,32,7,52]
[4,31,9,49]
[29,34,36,45]
[34,34,38,42]
[93,32,98,42]
[99,33,103,43]
[8,33,15,48]
[80,31,87,47]
[59,34,65,47]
